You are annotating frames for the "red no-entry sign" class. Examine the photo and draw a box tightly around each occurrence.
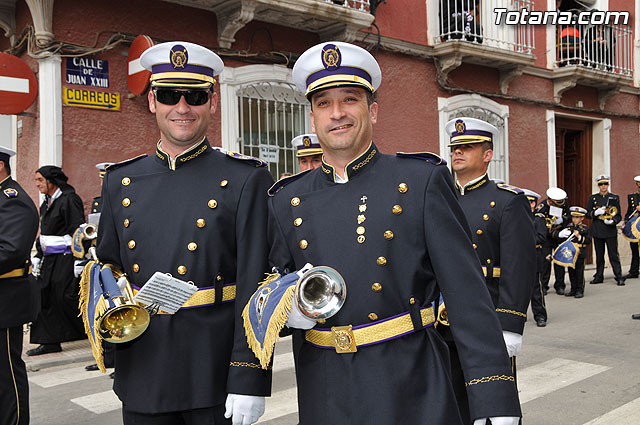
[127,35,154,96]
[0,52,38,115]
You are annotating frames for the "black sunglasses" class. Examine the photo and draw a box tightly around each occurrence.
[153,89,210,106]
[598,182,609,186]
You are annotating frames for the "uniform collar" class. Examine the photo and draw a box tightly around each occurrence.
[456,173,489,195]
[155,137,210,170]
[320,141,379,183]
[0,175,10,189]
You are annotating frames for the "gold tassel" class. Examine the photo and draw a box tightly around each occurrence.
[78,261,107,373]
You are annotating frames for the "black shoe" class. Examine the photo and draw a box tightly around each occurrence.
[555,288,565,295]
[565,291,576,297]
[574,292,584,298]
[616,278,626,286]
[624,273,639,279]
[536,318,547,327]
[85,364,99,371]
[632,313,640,320]
[26,344,62,356]
[590,279,603,284]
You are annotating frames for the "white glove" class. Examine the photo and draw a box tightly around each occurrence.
[73,260,85,277]
[286,263,318,330]
[31,257,41,275]
[595,207,606,216]
[604,218,614,225]
[502,331,522,357]
[224,394,265,425]
[474,417,519,425]
[558,228,571,238]
[552,216,563,225]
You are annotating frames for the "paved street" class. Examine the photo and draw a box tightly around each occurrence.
[25,271,640,425]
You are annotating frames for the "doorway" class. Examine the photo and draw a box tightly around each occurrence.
[555,117,593,263]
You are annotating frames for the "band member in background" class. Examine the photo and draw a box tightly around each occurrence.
[524,189,547,327]
[586,175,624,286]
[445,116,535,423]
[274,41,522,425]
[0,146,39,425]
[554,207,591,298]
[97,41,272,424]
[535,187,570,295]
[29,165,86,356]
[291,133,323,172]
[624,176,640,279]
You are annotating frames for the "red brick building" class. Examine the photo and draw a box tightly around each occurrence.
[1,0,638,231]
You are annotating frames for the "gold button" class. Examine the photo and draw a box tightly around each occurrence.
[208,199,217,209]
[357,235,366,244]
[368,313,378,321]
[188,242,197,251]
[128,240,136,249]
[392,205,403,215]
[124,219,130,228]
[317,319,326,325]
[294,218,302,227]
[409,297,416,305]
[299,240,308,249]
[398,183,408,193]
[132,264,139,273]
[357,214,366,224]
[476,229,483,235]
[216,275,222,281]
[196,218,206,228]
[220,179,228,187]
[122,177,131,186]
[483,214,489,221]
[490,201,496,207]
[291,197,300,206]
[92,209,97,213]
[473,243,478,249]
[359,204,367,212]
[486,259,492,264]
[377,256,387,266]
[372,282,382,292]
[356,226,365,235]
[122,198,131,207]
[93,202,98,206]
[178,265,187,275]
[384,230,394,240]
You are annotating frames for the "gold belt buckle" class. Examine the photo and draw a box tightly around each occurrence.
[331,325,357,353]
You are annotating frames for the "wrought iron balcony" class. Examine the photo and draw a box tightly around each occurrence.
[163,0,375,48]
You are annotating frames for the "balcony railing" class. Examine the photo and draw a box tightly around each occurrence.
[437,0,535,54]
[321,0,370,13]
[555,22,633,77]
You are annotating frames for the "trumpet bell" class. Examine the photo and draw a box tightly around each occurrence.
[98,301,150,343]
[83,223,98,240]
[295,266,346,320]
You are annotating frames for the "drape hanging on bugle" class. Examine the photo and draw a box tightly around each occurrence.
[623,215,640,242]
[552,237,580,268]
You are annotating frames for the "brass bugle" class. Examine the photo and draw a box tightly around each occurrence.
[601,206,618,220]
[295,266,346,320]
[83,223,98,240]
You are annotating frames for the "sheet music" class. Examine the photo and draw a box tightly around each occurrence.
[549,206,563,218]
[133,272,198,314]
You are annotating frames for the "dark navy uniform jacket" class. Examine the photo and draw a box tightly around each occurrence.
[0,177,39,328]
[97,138,273,413]
[535,199,571,248]
[625,192,640,222]
[586,192,622,238]
[533,212,549,272]
[553,223,591,260]
[455,176,536,335]
[90,195,102,214]
[268,143,520,424]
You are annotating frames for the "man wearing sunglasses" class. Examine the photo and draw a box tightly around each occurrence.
[586,175,624,285]
[96,41,273,425]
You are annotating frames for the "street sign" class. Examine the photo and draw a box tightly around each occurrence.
[0,52,38,115]
[63,87,120,111]
[127,35,154,95]
[65,57,109,87]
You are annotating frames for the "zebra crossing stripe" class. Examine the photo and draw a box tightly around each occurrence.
[582,397,640,425]
[29,366,114,388]
[518,358,611,404]
[70,390,121,414]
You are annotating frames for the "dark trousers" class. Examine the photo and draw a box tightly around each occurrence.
[553,263,566,291]
[531,272,547,321]
[541,247,566,291]
[593,236,622,280]
[568,257,586,294]
[123,404,230,425]
[0,327,29,425]
[628,242,639,276]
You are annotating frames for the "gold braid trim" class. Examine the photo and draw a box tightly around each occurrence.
[78,261,107,373]
[242,272,295,369]
[466,374,515,387]
[352,149,376,171]
[229,361,271,370]
[495,308,527,318]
